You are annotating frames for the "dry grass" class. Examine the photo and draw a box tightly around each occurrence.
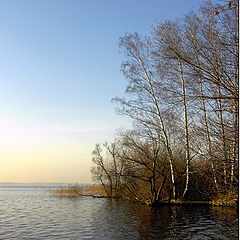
[171,199,211,205]
[211,191,238,207]
[51,184,83,197]
[82,184,107,197]
[152,199,211,207]
[50,184,107,198]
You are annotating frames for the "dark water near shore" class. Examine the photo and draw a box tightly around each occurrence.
[0,183,238,239]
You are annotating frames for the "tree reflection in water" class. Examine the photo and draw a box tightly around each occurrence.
[136,204,238,239]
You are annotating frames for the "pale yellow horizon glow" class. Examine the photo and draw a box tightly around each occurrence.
[0,115,115,183]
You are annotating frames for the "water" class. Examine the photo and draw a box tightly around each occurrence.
[0,183,238,240]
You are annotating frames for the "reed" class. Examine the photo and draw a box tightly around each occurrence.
[50,184,107,198]
[211,191,238,207]
[51,184,83,197]
[82,184,107,197]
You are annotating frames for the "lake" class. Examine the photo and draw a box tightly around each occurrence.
[0,183,238,239]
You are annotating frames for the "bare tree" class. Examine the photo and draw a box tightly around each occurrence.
[119,129,169,204]
[114,33,176,198]
[91,144,113,198]
[152,21,193,199]
[92,0,238,205]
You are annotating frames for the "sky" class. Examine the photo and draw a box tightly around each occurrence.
[0,0,205,183]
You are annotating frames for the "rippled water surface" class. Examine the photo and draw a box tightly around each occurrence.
[0,184,238,239]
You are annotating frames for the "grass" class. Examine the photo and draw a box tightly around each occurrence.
[150,199,211,207]
[50,184,107,198]
[211,191,238,207]
[170,199,211,205]
[82,184,107,197]
[51,184,83,197]
[150,192,238,208]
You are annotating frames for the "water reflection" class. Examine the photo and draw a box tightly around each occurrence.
[89,200,140,239]
[0,184,238,240]
[136,205,238,240]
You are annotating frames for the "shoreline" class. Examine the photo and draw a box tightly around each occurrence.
[150,200,238,208]
[50,185,238,208]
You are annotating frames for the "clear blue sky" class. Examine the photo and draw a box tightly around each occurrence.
[0,0,206,183]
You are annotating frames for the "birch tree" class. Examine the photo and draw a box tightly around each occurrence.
[114,33,176,199]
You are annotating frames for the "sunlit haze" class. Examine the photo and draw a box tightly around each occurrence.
[0,0,204,183]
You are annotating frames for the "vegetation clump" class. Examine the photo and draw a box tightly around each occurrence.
[91,0,239,208]
[82,184,108,198]
[51,184,83,197]
[51,184,108,198]
[211,191,238,207]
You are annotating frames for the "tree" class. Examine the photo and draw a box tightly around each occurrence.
[92,0,238,205]
[114,32,176,199]
[91,141,124,198]
[119,129,169,204]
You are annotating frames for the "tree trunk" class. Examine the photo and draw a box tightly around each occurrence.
[138,57,176,199]
[178,59,190,199]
